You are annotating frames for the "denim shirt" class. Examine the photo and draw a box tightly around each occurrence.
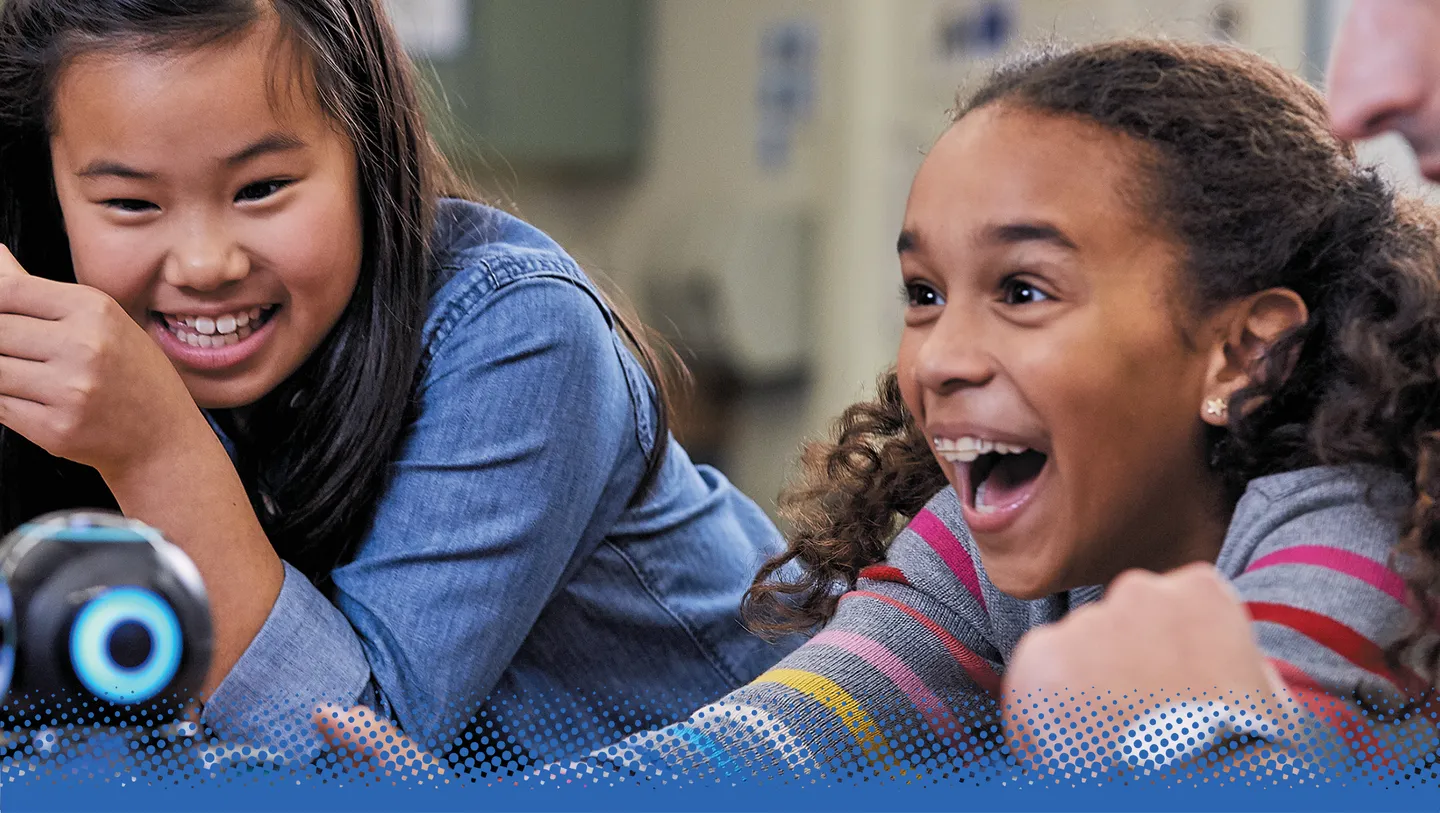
[201,199,801,761]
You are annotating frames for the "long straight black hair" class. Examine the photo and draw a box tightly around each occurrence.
[0,0,674,580]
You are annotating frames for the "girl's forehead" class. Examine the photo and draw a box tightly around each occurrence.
[52,31,324,142]
[906,106,1159,254]
[52,14,322,131]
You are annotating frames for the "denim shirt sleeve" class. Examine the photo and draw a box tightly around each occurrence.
[202,254,642,761]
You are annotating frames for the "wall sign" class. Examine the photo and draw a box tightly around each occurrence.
[757,19,819,172]
[938,0,1015,62]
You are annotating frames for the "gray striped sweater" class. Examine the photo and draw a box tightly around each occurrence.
[546,465,1439,781]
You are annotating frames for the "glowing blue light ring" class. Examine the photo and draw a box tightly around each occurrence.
[69,587,182,704]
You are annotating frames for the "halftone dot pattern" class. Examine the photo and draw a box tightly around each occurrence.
[0,687,1436,796]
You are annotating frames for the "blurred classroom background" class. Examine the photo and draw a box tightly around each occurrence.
[387,0,1435,523]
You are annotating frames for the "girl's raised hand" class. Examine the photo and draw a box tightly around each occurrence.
[0,244,206,477]
[0,250,287,697]
[1002,563,1292,771]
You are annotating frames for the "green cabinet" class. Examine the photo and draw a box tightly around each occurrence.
[412,0,648,173]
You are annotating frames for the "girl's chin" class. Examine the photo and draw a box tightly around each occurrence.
[183,376,279,412]
[977,544,1070,600]
[990,577,1060,601]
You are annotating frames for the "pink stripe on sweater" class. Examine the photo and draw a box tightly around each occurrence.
[1246,545,1407,603]
[844,590,1003,696]
[811,629,965,743]
[909,509,987,612]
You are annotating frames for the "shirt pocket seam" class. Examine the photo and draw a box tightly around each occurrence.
[611,335,657,460]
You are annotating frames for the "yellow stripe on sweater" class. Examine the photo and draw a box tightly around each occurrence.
[756,668,898,772]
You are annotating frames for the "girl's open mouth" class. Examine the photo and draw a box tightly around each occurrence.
[935,437,1050,533]
[148,306,281,372]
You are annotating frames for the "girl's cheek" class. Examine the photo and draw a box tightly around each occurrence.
[67,218,147,284]
[895,336,924,405]
[269,206,361,297]
[73,252,147,307]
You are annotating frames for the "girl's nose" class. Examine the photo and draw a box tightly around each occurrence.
[914,309,996,396]
[162,228,250,291]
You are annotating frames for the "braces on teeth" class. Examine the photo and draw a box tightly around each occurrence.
[933,436,1030,463]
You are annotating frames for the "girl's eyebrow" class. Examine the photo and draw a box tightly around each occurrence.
[75,132,306,180]
[897,222,1080,257]
[982,221,1079,250]
[224,132,306,167]
[76,160,153,180]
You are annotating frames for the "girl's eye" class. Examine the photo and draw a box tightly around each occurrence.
[235,179,294,203]
[103,199,158,213]
[903,281,944,308]
[999,276,1052,305]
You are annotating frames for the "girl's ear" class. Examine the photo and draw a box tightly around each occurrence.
[1200,288,1309,427]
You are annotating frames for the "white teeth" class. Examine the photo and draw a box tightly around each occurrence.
[940,450,981,463]
[975,481,997,514]
[164,309,262,347]
[180,326,252,347]
[933,436,1032,462]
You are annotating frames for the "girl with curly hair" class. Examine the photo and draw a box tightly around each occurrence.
[324,38,1440,779]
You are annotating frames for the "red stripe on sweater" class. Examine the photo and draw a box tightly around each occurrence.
[1246,602,1427,696]
[1271,658,1393,773]
[858,565,910,586]
[844,590,1002,697]
[1282,681,1395,774]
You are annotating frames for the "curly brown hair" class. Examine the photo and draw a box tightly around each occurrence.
[743,38,1440,678]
